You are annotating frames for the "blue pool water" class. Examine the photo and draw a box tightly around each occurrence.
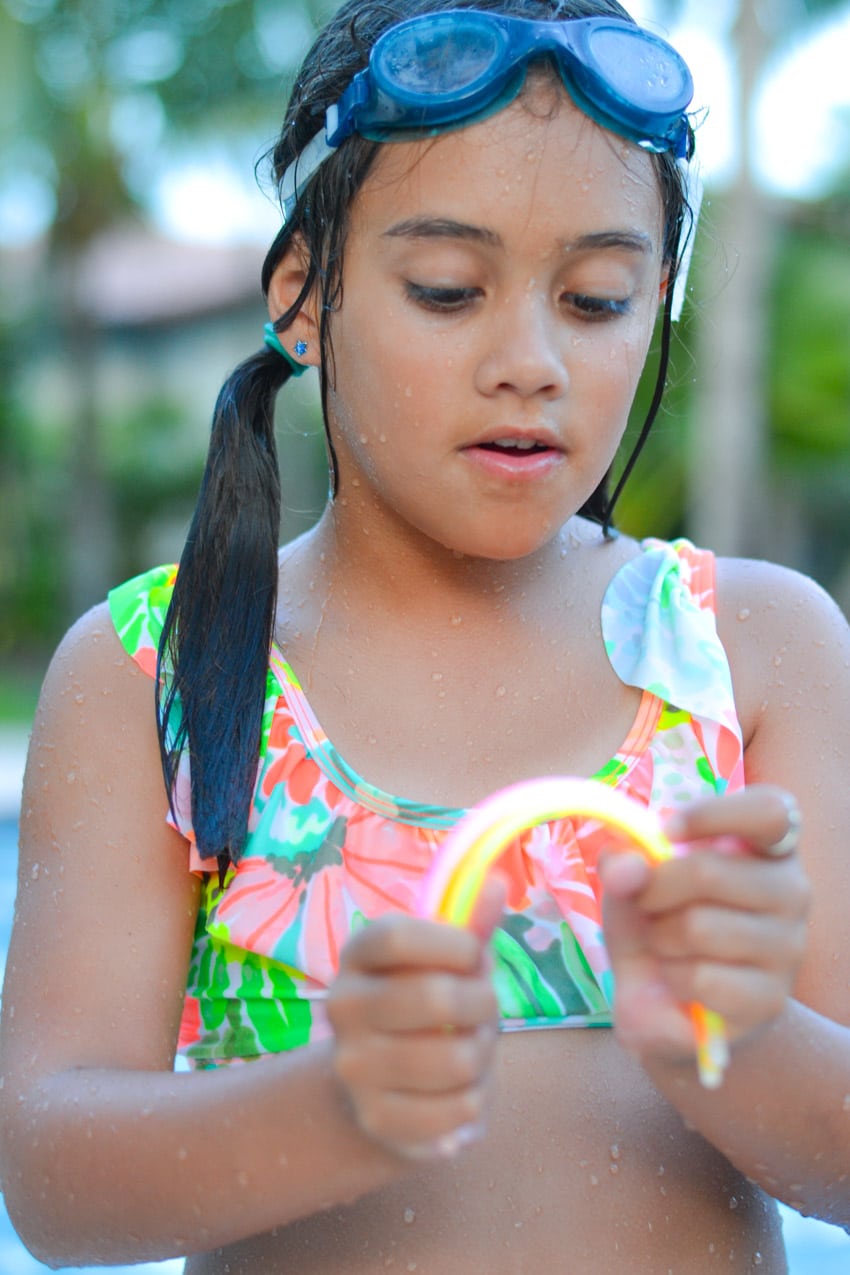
[0,816,847,1273]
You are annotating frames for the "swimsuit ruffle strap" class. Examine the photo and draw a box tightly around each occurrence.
[601,538,744,792]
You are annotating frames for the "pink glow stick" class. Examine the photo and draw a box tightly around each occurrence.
[421,777,729,1089]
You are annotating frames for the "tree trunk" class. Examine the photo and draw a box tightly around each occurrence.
[686,0,777,559]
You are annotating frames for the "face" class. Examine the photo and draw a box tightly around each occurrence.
[319,81,667,563]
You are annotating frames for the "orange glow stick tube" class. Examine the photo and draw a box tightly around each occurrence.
[420,777,729,1089]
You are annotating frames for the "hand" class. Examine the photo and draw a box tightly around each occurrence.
[326,878,504,1160]
[599,786,811,1073]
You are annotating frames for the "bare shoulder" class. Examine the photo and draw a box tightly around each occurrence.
[713,555,850,746]
[27,598,170,803]
[7,602,198,1075]
[716,558,850,1017]
[38,597,156,711]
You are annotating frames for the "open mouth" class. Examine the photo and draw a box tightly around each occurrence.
[476,438,553,457]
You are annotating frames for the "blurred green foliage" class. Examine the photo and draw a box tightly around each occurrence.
[1,0,850,706]
[617,190,850,569]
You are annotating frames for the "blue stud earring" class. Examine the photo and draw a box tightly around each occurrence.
[263,322,309,377]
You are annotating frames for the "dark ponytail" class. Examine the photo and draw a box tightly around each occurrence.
[156,348,289,879]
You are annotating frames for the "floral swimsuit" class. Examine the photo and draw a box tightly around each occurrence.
[109,538,744,1068]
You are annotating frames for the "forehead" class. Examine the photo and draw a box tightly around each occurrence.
[352,81,665,249]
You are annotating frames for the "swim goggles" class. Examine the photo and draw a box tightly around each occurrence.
[281,8,693,220]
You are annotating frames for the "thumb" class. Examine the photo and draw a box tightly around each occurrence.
[468,874,507,943]
[599,852,652,966]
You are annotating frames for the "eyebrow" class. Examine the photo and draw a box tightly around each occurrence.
[567,230,654,255]
[383,218,654,255]
[383,217,502,247]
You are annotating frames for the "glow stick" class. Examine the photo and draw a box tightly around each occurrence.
[421,777,729,1089]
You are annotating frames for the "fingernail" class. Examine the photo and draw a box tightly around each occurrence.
[662,813,687,842]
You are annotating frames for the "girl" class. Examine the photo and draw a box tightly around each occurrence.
[2,0,849,1271]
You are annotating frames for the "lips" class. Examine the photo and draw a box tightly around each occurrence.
[464,427,564,456]
[478,437,550,455]
[461,428,564,479]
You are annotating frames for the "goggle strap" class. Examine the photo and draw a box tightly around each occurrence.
[281,127,334,223]
[671,157,703,322]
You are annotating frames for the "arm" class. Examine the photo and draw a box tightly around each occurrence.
[0,608,498,1266]
[600,557,850,1227]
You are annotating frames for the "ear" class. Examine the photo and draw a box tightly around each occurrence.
[266,235,320,369]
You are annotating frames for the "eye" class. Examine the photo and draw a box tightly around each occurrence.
[405,282,482,312]
[563,293,632,321]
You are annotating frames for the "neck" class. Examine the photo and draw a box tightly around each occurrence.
[305,502,608,618]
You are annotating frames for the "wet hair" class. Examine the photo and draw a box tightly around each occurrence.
[157,0,696,877]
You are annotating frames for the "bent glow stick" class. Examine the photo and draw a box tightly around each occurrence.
[421,777,729,1089]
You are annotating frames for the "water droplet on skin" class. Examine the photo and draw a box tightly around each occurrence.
[609,1144,621,1161]
[842,1094,850,1112]
[403,1207,415,1225]
[31,864,40,880]
[729,1195,739,1209]
[609,1162,619,1175]
[74,693,85,705]
[737,608,751,621]
[495,686,507,698]
[589,1174,599,1186]
[431,672,443,682]
[754,1252,763,1265]
[404,386,413,398]
[66,771,76,784]
[450,615,462,626]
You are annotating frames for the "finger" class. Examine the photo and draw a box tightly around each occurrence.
[662,785,801,857]
[468,874,507,944]
[659,960,790,1030]
[648,904,807,970]
[636,850,810,919]
[334,1023,497,1094]
[338,913,484,976]
[328,969,499,1034]
[351,1079,490,1156]
[597,850,652,902]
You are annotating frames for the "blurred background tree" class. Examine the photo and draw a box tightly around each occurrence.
[618,0,850,598]
[1,0,849,719]
[0,0,327,701]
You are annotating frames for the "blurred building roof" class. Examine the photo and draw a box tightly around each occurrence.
[74,225,265,327]
[0,223,266,330]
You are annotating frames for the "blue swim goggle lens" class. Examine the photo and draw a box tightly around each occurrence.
[281,9,693,219]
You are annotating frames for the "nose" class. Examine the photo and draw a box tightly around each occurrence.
[474,291,568,400]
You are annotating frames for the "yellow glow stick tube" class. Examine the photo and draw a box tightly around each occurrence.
[421,777,729,1089]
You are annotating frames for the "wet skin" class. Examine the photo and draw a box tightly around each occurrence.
[186,1033,787,1274]
[4,74,844,1275]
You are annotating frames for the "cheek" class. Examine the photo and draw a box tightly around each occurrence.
[572,325,652,406]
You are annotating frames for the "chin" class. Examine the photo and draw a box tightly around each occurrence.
[435,522,565,564]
